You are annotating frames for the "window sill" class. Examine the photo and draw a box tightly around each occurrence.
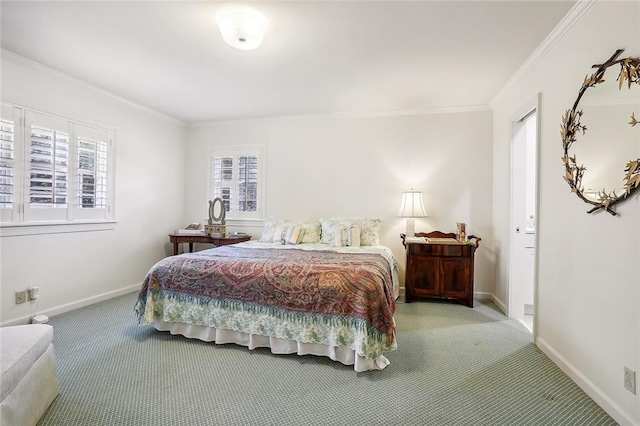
[0,220,117,237]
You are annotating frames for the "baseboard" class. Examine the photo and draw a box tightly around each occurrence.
[397,286,405,302]
[473,291,507,314]
[1,284,141,327]
[490,295,507,314]
[474,291,493,301]
[399,290,506,313]
[536,337,638,426]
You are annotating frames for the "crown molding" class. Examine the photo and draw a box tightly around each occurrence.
[1,48,185,126]
[491,0,597,107]
[187,104,491,128]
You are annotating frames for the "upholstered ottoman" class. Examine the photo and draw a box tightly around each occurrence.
[0,324,59,426]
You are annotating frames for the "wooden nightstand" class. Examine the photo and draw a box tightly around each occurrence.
[401,231,481,307]
[169,234,251,255]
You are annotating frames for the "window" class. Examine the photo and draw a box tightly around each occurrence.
[0,108,16,223]
[210,147,263,220]
[0,102,114,227]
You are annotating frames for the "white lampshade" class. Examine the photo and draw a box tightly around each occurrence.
[398,189,427,238]
[216,6,268,51]
[398,189,428,218]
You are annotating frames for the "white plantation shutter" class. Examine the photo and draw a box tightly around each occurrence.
[210,148,263,219]
[25,111,70,221]
[0,119,15,209]
[73,124,110,220]
[212,156,234,212]
[29,126,69,206]
[0,108,115,226]
[0,104,21,223]
[237,155,258,213]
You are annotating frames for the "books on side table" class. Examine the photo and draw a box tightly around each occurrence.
[175,229,204,235]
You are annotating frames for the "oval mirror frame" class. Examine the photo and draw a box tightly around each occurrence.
[208,197,226,224]
[561,49,640,216]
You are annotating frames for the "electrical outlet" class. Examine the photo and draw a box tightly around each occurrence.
[624,367,636,395]
[15,290,27,304]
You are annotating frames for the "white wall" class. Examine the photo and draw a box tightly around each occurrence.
[491,1,639,424]
[185,109,494,294]
[0,52,187,324]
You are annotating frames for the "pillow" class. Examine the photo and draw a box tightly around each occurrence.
[320,218,380,246]
[297,222,321,244]
[333,228,346,247]
[319,219,354,245]
[348,225,361,247]
[283,225,305,245]
[357,218,381,246]
[333,225,361,247]
[272,225,287,243]
[260,218,290,242]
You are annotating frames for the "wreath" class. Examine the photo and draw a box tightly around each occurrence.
[560,49,640,216]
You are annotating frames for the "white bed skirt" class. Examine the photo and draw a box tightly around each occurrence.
[152,320,390,372]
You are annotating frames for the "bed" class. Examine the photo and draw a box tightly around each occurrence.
[135,219,398,372]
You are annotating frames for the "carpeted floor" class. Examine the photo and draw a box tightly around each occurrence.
[38,292,616,425]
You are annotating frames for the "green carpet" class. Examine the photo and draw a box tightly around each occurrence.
[38,293,616,425]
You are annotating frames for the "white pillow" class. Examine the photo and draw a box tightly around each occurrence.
[320,218,379,246]
[320,219,354,245]
[283,225,305,245]
[348,224,361,247]
[333,225,361,247]
[333,228,346,247]
[272,225,287,243]
[260,218,290,242]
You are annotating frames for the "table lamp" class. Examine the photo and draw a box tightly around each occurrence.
[398,188,427,237]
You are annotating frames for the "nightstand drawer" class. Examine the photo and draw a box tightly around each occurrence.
[408,243,471,257]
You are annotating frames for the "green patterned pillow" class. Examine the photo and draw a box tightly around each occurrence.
[298,222,321,244]
[358,218,381,246]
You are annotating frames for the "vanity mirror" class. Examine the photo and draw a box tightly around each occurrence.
[205,197,227,236]
[561,49,640,215]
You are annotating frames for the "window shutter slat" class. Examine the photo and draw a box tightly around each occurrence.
[210,150,262,218]
[0,118,15,209]
[29,125,69,207]
[76,134,108,209]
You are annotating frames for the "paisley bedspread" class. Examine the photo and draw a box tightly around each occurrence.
[135,245,396,359]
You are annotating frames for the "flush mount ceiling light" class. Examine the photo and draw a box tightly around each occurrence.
[216,6,268,51]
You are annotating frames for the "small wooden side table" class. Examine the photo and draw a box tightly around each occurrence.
[401,231,481,307]
[168,234,251,255]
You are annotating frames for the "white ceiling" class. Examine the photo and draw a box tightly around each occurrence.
[1,1,575,123]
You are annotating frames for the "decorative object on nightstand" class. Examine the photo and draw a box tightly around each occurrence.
[205,197,227,236]
[401,231,481,307]
[398,188,427,237]
[456,222,467,242]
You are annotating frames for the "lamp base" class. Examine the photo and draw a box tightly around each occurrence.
[405,218,416,237]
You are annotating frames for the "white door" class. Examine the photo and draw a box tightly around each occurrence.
[509,103,538,333]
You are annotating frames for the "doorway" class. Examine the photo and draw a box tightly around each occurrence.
[509,96,539,334]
